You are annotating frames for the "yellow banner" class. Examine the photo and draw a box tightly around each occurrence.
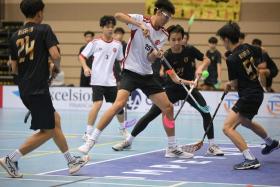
[145,0,241,21]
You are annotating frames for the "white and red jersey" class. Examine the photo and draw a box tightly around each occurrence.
[81,37,124,86]
[123,14,168,75]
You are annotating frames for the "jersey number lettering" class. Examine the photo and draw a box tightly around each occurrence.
[242,57,257,80]
[16,36,35,63]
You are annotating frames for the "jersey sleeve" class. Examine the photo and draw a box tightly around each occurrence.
[9,35,18,60]
[226,58,238,81]
[45,24,59,50]
[251,45,263,66]
[127,14,143,30]
[116,44,124,61]
[190,46,204,61]
[81,41,95,59]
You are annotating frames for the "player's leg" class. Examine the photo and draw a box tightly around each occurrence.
[223,109,260,170]
[149,92,193,159]
[82,86,104,141]
[52,112,89,174]
[78,89,130,154]
[112,104,162,151]
[187,89,223,156]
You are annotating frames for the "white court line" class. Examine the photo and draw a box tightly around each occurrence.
[37,148,165,175]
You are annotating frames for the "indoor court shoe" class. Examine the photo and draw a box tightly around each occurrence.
[261,140,279,155]
[119,128,130,139]
[82,132,90,142]
[165,146,194,159]
[234,159,260,170]
[68,155,90,175]
[206,144,224,156]
[78,139,95,155]
[0,156,23,178]
[112,140,131,151]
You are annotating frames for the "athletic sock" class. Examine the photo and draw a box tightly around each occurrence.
[89,128,101,141]
[86,125,94,135]
[168,136,176,148]
[8,149,23,162]
[64,151,75,163]
[242,149,255,160]
[126,134,135,144]
[208,139,215,146]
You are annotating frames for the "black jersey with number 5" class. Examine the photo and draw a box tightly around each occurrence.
[10,22,59,96]
[226,44,263,96]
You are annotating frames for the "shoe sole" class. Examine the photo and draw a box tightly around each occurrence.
[112,146,131,151]
[69,156,90,175]
[234,163,261,170]
[206,152,224,156]
[165,154,193,159]
[0,158,23,178]
[262,146,279,155]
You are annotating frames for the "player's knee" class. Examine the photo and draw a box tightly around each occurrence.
[113,101,126,113]
[163,102,174,114]
[222,124,232,136]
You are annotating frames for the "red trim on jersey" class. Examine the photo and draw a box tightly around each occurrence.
[161,27,169,37]
[0,85,3,108]
[122,29,137,69]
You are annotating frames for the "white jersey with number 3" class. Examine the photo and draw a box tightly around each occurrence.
[81,38,124,86]
[123,14,168,75]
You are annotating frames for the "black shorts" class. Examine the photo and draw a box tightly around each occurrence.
[92,86,118,103]
[232,93,263,120]
[21,93,55,130]
[119,69,164,97]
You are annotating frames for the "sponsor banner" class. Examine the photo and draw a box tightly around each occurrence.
[2,86,280,118]
[145,0,240,21]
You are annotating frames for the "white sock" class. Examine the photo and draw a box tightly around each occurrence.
[63,151,75,163]
[119,122,125,129]
[86,125,94,135]
[264,137,273,146]
[168,136,176,148]
[8,149,22,162]
[126,134,135,144]
[89,128,101,141]
[242,149,255,160]
[208,139,215,146]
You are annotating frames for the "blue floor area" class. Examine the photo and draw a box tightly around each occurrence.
[0,108,280,187]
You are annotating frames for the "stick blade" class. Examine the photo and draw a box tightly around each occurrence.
[180,141,203,153]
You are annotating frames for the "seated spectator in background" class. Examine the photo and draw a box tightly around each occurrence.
[200,37,222,90]
[79,31,94,87]
[50,71,65,86]
[239,32,245,44]
[113,27,127,84]
[252,38,279,92]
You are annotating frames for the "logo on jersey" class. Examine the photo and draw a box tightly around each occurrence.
[126,90,141,110]
[113,48,117,53]
[267,95,280,116]
[223,93,239,112]
[155,40,160,45]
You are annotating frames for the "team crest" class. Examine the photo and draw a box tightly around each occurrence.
[155,40,160,45]
[113,48,117,53]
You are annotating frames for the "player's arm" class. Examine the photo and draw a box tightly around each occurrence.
[9,60,18,75]
[166,69,193,85]
[196,56,210,77]
[49,45,61,72]
[225,79,237,91]
[217,63,222,82]
[148,49,164,62]
[79,54,91,77]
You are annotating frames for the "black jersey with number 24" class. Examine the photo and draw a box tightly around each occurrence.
[10,22,59,96]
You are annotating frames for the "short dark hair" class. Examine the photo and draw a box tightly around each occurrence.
[20,0,45,18]
[167,24,184,40]
[84,31,94,37]
[184,31,189,39]
[252,38,262,46]
[208,36,218,44]
[154,0,175,15]
[216,21,240,44]
[100,15,116,27]
[114,27,125,34]
[239,32,245,39]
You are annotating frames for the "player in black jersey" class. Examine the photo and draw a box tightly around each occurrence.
[0,0,88,178]
[252,38,278,92]
[217,22,279,170]
[79,31,94,87]
[113,24,224,157]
